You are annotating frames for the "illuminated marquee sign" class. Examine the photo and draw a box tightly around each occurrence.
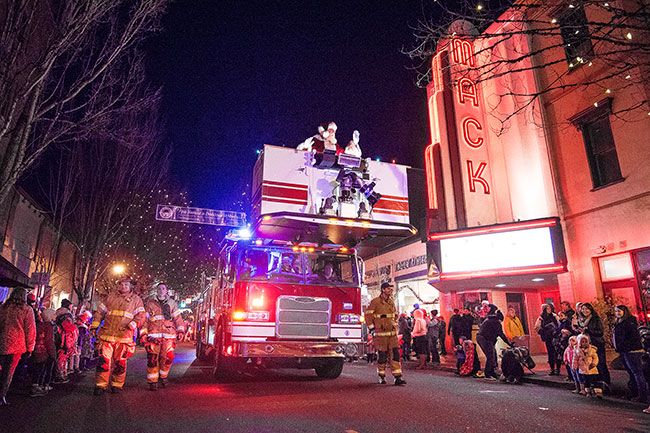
[429,218,567,280]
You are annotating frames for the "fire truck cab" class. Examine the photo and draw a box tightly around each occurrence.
[196,143,416,380]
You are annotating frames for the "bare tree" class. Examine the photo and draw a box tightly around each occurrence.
[39,83,170,304]
[0,0,168,205]
[405,0,650,132]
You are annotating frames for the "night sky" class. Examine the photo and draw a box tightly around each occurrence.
[146,0,434,211]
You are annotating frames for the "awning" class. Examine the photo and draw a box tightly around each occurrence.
[0,255,31,288]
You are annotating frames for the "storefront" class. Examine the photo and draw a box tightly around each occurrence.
[597,248,650,323]
[363,238,438,314]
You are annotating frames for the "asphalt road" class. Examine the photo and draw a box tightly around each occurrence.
[2,343,649,433]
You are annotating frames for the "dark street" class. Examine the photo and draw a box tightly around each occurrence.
[2,343,648,433]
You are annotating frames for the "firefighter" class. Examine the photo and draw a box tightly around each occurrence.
[140,282,185,391]
[90,275,145,395]
[364,281,406,385]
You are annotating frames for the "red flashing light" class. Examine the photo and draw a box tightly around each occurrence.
[232,311,246,321]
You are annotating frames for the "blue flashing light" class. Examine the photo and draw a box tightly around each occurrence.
[375,156,381,162]
[236,227,252,239]
[256,149,261,155]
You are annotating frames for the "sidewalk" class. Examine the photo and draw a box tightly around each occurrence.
[406,351,632,397]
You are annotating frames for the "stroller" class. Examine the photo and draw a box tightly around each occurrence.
[500,345,536,384]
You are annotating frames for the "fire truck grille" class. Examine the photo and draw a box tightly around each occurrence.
[276,296,331,339]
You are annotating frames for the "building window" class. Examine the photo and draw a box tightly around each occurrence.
[570,98,623,189]
[558,4,593,67]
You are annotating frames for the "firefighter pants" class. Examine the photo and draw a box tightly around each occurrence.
[377,347,403,379]
[95,341,136,389]
[146,339,176,383]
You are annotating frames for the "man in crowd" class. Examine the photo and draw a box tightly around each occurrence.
[90,275,145,395]
[448,308,463,346]
[140,282,185,391]
[364,282,406,386]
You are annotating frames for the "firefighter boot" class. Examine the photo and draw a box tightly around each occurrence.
[394,376,406,386]
[159,378,166,388]
[93,387,104,396]
[149,382,157,391]
[378,376,386,384]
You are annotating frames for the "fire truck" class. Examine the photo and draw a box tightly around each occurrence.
[196,144,415,380]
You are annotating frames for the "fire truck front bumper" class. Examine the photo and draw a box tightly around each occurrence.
[234,341,363,358]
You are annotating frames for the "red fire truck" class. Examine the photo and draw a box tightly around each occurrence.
[196,144,415,380]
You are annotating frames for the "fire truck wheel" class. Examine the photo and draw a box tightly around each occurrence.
[314,358,344,379]
[196,337,206,361]
[213,327,232,381]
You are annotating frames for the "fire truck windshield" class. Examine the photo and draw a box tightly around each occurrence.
[237,247,359,287]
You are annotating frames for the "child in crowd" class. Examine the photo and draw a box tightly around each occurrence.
[563,335,579,393]
[573,334,602,398]
[76,311,94,372]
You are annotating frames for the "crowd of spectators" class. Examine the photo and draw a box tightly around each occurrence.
[370,298,650,415]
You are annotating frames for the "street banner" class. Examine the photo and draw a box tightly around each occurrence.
[156,205,246,227]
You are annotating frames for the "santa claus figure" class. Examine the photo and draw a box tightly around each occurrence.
[344,130,362,157]
[297,122,342,154]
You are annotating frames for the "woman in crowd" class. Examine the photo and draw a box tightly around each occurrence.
[612,305,647,403]
[0,288,36,406]
[411,308,428,369]
[535,303,559,375]
[503,306,525,342]
[575,303,611,385]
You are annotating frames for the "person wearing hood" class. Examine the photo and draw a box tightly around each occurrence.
[0,288,36,405]
[412,308,428,369]
[476,305,510,380]
[140,282,185,391]
[613,305,647,403]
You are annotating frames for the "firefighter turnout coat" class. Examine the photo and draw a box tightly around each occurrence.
[364,295,399,351]
[90,291,146,389]
[140,297,185,384]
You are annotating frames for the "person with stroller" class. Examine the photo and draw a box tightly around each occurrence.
[535,303,560,375]
[476,305,511,381]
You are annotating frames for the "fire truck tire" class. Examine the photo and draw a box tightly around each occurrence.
[314,358,344,379]
[196,337,206,361]
[213,327,233,381]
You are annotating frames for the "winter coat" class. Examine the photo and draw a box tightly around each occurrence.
[438,318,446,340]
[448,314,463,335]
[581,315,605,347]
[411,309,427,338]
[141,297,185,340]
[460,314,474,339]
[33,321,56,362]
[0,303,36,354]
[503,316,525,340]
[574,344,599,375]
[613,315,643,353]
[477,315,509,345]
[563,345,576,368]
[55,312,79,353]
[535,312,558,343]
[426,317,440,339]
[91,291,146,344]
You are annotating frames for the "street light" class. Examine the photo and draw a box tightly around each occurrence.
[112,263,126,275]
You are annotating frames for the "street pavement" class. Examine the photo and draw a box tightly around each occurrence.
[2,343,649,433]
